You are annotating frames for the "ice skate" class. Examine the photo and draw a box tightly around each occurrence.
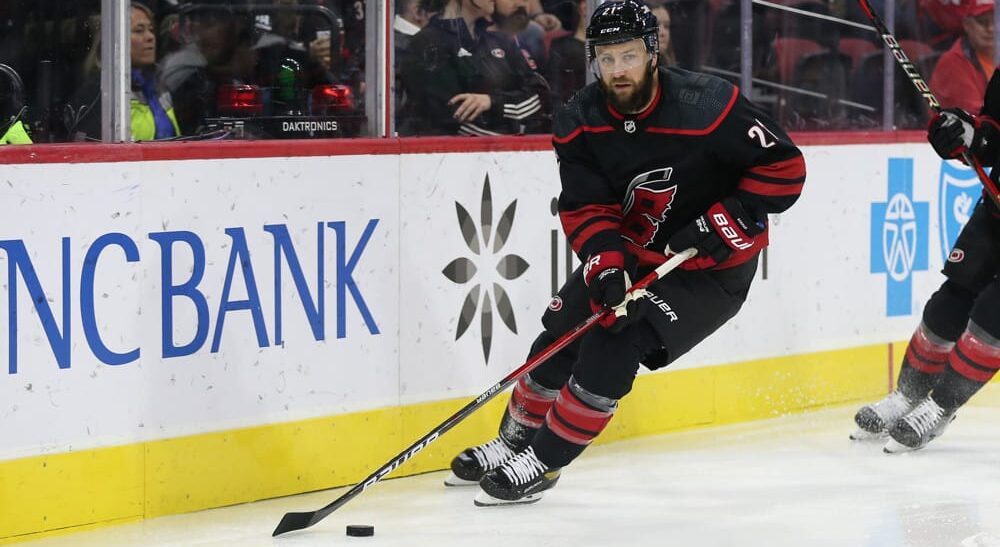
[474,446,561,506]
[883,397,956,453]
[850,390,917,440]
[444,437,518,486]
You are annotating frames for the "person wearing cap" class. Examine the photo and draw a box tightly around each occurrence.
[929,0,995,112]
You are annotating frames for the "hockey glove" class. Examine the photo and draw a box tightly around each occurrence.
[928,108,1000,162]
[583,250,642,332]
[667,197,764,268]
[929,108,975,160]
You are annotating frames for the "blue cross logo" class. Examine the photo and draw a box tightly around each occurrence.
[870,158,929,317]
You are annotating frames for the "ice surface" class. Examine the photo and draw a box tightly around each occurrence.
[20,394,1000,547]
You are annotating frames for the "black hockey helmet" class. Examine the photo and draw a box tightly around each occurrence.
[585,0,658,66]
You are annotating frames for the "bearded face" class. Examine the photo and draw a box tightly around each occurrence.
[493,0,530,33]
[594,40,657,114]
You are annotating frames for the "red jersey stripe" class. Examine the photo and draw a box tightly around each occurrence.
[644,86,740,136]
[552,125,616,144]
[746,155,806,182]
[738,178,805,197]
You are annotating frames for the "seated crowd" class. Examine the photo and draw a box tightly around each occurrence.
[0,0,995,143]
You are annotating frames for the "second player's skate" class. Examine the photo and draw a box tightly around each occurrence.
[883,397,956,453]
[850,390,918,440]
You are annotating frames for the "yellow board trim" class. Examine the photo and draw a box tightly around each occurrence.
[0,343,891,543]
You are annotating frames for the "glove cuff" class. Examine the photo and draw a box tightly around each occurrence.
[583,251,625,286]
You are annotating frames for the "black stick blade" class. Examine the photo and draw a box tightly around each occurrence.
[272,511,319,536]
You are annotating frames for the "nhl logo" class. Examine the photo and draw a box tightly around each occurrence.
[624,120,636,133]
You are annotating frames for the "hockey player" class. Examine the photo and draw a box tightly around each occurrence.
[444,0,806,505]
[851,72,1000,454]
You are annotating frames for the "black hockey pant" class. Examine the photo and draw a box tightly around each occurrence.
[900,200,1000,409]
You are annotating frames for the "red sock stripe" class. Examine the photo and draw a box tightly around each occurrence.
[906,345,947,374]
[544,386,613,446]
[905,329,950,374]
[507,377,557,428]
[949,332,1000,382]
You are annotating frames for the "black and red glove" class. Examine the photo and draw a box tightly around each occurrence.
[583,250,641,332]
[928,108,1000,162]
[667,197,764,267]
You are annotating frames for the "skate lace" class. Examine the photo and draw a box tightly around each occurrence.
[499,447,548,486]
[874,391,914,420]
[903,399,945,436]
[471,438,516,469]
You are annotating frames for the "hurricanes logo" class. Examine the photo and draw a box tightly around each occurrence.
[621,167,676,247]
[442,174,529,364]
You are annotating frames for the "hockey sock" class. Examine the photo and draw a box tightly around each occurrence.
[897,322,953,399]
[531,377,616,468]
[933,321,1000,410]
[500,374,559,449]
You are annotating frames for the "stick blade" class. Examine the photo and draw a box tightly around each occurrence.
[272,511,319,536]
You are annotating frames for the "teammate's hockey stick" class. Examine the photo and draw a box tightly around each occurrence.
[272,247,697,536]
[855,0,1000,209]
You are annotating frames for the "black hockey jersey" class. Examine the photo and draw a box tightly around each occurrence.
[398,16,551,136]
[552,67,806,270]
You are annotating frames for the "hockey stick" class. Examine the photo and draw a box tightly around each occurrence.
[855,0,1000,209]
[272,247,697,536]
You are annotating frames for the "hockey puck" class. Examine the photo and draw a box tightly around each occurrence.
[346,524,375,537]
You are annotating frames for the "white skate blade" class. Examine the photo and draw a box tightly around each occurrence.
[473,489,544,507]
[883,438,921,454]
[443,473,479,487]
[849,428,888,441]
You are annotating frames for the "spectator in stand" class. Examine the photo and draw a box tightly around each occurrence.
[492,0,546,71]
[529,0,564,31]
[396,0,431,61]
[546,0,586,108]
[158,0,333,135]
[651,3,676,67]
[922,0,974,48]
[398,0,551,135]
[67,2,181,141]
[394,0,432,111]
[271,0,341,76]
[929,0,995,113]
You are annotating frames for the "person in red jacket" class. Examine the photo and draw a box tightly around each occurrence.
[929,0,995,112]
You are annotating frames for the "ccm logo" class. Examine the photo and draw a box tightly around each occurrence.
[711,213,753,250]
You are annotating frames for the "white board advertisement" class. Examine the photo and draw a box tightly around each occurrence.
[0,143,975,460]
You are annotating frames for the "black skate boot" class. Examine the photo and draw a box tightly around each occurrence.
[850,390,917,440]
[884,397,956,453]
[474,446,561,506]
[444,437,518,486]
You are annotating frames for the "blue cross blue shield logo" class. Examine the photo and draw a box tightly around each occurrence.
[871,158,929,317]
[938,160,981,262]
